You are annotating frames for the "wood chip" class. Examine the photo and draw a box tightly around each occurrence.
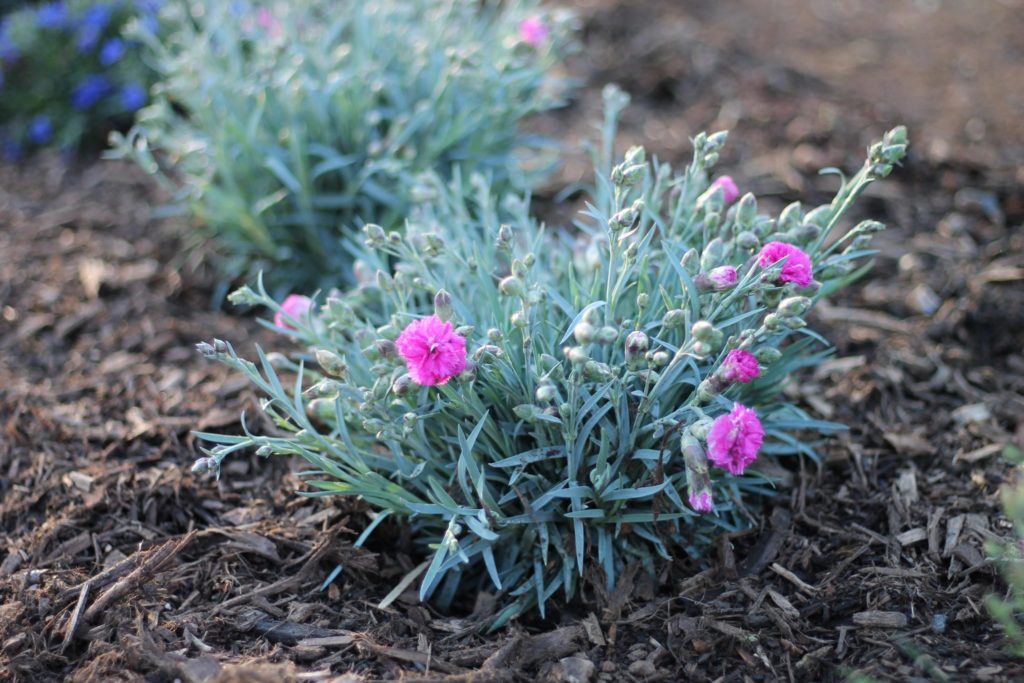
[852,611,908,628]
[582,613,606,646]
[766,589,800,619]
[770,562,817,594]
[896,528,927,546]
[944,515,965,557]
[297,635,355,647]
[955,443,1003,463]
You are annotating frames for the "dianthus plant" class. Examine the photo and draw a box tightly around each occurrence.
[196,86,907,626]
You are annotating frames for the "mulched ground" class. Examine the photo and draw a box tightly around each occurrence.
[2,2,1024,681]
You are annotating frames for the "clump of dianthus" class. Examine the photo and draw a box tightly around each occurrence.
[707,403,764,476]
[396,315,467,386]
[518,16,548,46]
[758,242,813,287]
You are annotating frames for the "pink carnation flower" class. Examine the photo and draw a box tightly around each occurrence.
[688,491,714,514]
[274,294,314,330]
[395,315,467,386]
[710,175,739,204]
[707,403,764,476]
[708,265,737,289]
[256,8,283,39]
[758,241,813,287]
[720,349,760,383]
[519,17,549,46]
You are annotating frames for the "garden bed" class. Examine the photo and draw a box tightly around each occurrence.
[2,1,1023,680]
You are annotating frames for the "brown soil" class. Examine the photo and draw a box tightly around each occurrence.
[2,2,1023,681]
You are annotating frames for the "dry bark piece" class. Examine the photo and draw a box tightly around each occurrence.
[852,611,909,628]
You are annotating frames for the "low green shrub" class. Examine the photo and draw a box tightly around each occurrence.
[0,0,160,157]
[196,87,907,626]
[113,0,573,292]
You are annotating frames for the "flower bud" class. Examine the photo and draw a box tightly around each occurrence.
[804,205,832,228]
[783,316,807,329]
[736,231,760,250]
[736,193,757,229]
[434,289,453,321]
[474,344,503,361]
[691,320,716,343]
[191,457,214,474]
[512,259,528,277]
[663,309,686,329]
[566,346,589,365]
[584,360,614,381]
[487,327,503,343]
[511,310,528,328]
[636,292,650,308]
[680,248,700,275]
[597,326,619,345]
[700,238,725,272]
[536,384,558,402]
[375,339,398,359]
[315,349,347,378]
[392,373,414,396]
[706,130,729,150]
[514,404,540,421]
[375,269,394,291]
[755,347,782,364]
[227,285,261,306]
[307,398,336,423]
[791,223,821,243]
[498,276,524,297]
[523,253,536,267]
[625,330,650,360]
[363,223,387,246]
[458,360,477,382]
[651,350,670,367]
[778,296,811,317]
[573,321,596,344]
[497,224,513,244]
[696,265,738,292]
[763,313,782,331]
[779,202,802,231]
[624,145,646,165]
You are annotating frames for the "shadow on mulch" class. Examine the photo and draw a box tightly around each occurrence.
[3,1,1024,681]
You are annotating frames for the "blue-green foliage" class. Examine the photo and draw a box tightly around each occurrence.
[197,89,906,625]
[113,0,572,292]
[0,0,160,156]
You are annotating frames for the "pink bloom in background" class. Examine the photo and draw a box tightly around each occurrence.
[710,175,739,204]
[707,265,737,289]
[396,315,467,386]
[688,491,714,514]
[256,7,283,39]
[720,349,760,384]
[519,16,549,46]
[707,403,764,476]
[758,241,813,287]
[274,294,313,330]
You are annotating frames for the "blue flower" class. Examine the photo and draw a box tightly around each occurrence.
[35,2,68,29]
[99,37,125,65]
[71,75,112,109]
[120,82,147,111]
[0,22,18,62]
[76,5,113,53]
[28,115,53,145]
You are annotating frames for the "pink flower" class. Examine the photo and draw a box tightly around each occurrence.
[518,17,549,46]
[274,294,314,330]
[256,8,283,39]
[758,241,813,288]
[710,176,739,204]
[708,265,737,289]
[707,403,764,476]
[395,315,467,386]
[720,349,760,383]
[688,491,714,514]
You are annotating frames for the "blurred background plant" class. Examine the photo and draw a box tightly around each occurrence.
[111,0,574,295]
[0,0,161,158]
[986,445,1024,657]
[194,88,907,624]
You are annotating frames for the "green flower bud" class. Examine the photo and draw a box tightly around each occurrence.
[512,259,527,277]
[566,346,589,365]
[363,223,386,246]
[755,347,783,364]
[523,253,536,267]
[573,321,597,344]
[375,269,394,291]
[315,349,347,378]
[597,326,619,345]
[498,276,524,297]
[804,205,832,228]
[700,238,725,272]
[514,404,539,421]
[375,339,398,359]
[487,327,503,343]
[559,402,572,417]
[497,224,513,244]
[736,230,760,250]
[624,145,646,165]
[736,193,757,229]
[778,296,812,317]
[791,223,821,243]
[691,320,716,343]
[680,248,700,275]
[584,360,614,382]
[778,202,802,231]
[307,398,335,423]
[455,325,475,338]
[784,316,807,329]
[763,313,782,331]
[458,360,477,383]
[636,293,650,308]
[652,351,670,367]
[663,309,686,329]
[536,384,558,402]
[707,130,729,150]
[511,310,528,328]
[434,289,453,321]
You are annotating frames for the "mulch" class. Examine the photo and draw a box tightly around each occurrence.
[2,1,1024,681]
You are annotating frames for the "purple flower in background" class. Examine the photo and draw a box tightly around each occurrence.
[71,75,112,109]
[36,2,68,29]
[0,22,18,62]
[99,37,125,65]
[28,115,53,145]
[120,82,147,111]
